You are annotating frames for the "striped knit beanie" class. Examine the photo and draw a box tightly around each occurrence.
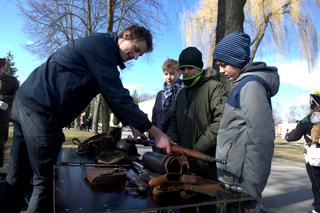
[213,32,251,69]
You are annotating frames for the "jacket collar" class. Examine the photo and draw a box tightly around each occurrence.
[110,32,126,70]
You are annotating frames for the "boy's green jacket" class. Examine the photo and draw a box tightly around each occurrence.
[166,68,227,178]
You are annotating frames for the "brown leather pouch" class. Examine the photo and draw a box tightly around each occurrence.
[85,167,127,189]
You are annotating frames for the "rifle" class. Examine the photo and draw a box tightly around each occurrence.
[170,144,227,164]
[130,139,227,164]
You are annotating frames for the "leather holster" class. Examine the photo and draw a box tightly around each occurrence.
[85,167,127,189]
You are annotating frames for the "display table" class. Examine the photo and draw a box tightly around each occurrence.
[54,147,254,212]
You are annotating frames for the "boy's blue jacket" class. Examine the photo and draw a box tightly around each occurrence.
[16,33,152,132]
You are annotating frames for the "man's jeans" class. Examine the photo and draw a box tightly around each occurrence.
[1,98,64,213]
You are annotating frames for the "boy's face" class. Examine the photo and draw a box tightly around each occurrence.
[118,31,148,62]
[180,67,199,78]
[163,69,180,86]
[217,61,241,81]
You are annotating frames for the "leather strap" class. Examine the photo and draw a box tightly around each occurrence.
[152,183,220,199]
[149,173,204,187]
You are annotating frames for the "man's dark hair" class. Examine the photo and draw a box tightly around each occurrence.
[119,25,153,52]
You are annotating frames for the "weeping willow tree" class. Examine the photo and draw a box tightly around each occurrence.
[246,0,319,69]
[181,0,320,70]
[180,0,218,67]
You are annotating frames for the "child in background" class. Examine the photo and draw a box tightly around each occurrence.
[151,59,183,134]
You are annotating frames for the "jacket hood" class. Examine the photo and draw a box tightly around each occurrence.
[203,67,219,80]
[236,62,280,97]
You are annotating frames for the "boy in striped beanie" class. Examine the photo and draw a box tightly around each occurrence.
[214,32,280,213]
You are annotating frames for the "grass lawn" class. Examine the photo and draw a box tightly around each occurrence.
[274,137,305,162]
[3,126,306,167]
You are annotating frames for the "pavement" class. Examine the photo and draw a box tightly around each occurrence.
[261,158,313,213]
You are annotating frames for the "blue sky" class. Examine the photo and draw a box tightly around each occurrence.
[1,1,319,122]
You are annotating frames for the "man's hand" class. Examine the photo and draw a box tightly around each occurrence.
[148,126,173,153]
[284,133,289,142]
[129,125,147,139]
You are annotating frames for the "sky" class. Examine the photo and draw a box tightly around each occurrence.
[1,1,319,122]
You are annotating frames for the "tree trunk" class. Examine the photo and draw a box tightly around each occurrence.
[73,116,80,130]
[215,0,246,43]
[86,0,92,36]
[101,97,111,133]
[91,0,116,135]
[92,95,101,134]
[107,0,116,32]
[94,0,116,134]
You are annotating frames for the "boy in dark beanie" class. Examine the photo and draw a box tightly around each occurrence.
[213,32,280,212]
[166,46,227,212]
[167,46,227,180]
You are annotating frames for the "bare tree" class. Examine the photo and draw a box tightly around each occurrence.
[18,0,174,133]
[18,0,169,57]
[287,105,299,122]
[272,102,283,125]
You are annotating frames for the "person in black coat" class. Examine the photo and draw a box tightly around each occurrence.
[0,25,173,213]
[286,92,320,213]
[0,58,19,174]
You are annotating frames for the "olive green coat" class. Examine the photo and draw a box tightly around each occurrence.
[167,68,227,179]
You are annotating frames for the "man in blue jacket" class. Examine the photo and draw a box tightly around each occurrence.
[0,25,173,213]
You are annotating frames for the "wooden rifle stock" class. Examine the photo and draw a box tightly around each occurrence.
[171,145,226,164]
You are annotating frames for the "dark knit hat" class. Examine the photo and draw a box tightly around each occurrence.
[0,58,6,68]
[213,32,251,68]
[179,47,203,70]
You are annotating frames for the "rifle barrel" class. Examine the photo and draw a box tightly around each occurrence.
[171,145,226,164]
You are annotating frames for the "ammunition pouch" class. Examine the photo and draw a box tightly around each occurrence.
[85,167,127,190]
[142,152,189,174]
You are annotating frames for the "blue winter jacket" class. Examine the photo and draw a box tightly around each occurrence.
[16,33,152,132]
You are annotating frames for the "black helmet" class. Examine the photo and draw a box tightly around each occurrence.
[116,139,139,156]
